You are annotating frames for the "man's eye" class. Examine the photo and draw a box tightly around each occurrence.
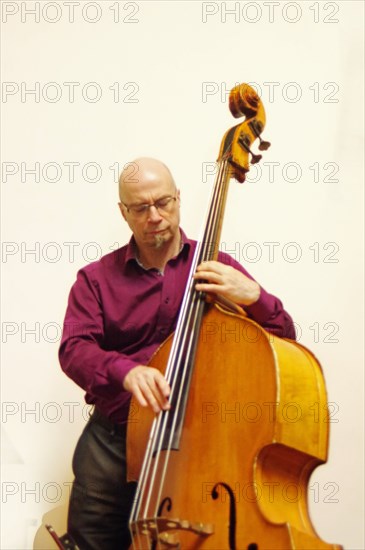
[133,204,148,213]
[156,198,169,207]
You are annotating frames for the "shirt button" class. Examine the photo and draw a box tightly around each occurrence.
[165,297,170,304]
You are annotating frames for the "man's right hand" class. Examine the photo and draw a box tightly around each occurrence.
[123,366,171,414]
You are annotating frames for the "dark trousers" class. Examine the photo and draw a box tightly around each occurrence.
[68,409,136,550]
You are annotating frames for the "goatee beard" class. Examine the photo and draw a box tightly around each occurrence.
[153,234,166,249]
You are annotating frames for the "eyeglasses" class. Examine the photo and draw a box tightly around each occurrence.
[122,195,177,218]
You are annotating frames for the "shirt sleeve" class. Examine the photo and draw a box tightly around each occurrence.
[59,268,138,400]
[218,252,296,340]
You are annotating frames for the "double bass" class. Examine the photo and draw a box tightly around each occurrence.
[126,83,343,550]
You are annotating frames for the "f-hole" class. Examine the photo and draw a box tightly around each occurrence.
[211,482,237,550]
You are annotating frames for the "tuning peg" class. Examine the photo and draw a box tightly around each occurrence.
[258,139,271,151]
[250,152,263,164]
[238,134,263,164]
[248,119,271,151]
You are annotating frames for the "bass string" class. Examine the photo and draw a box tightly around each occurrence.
[150,159,230,483]
[128,289,202,533]
[130,159,228,542]
[130,159,231,544]
[147,160,231,516]
[202,158,231,262]
[130,163,225,522]
[150,293,207,516]
[133,260,206,521]
[128,265,206,536]
[128,232,208,529]
[163,159,229,382]
[133,158,229,527]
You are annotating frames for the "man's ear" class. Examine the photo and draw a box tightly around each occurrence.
[118,202,127,221]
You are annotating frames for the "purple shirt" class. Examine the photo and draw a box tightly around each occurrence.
[59,230,296,423]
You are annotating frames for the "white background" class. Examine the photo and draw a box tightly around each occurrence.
[1,1,364,549]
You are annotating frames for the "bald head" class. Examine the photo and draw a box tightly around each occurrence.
[117,157,181,255]
[118,157,176,203]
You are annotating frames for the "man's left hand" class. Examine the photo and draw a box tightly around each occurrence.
[194,261,260,306]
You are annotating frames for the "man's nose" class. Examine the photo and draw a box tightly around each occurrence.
[147,205,162,222]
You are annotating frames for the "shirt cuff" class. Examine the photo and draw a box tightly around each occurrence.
[101,355,140,392]
[243,286,279,324]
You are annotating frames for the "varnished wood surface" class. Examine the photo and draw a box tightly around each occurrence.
[127,304,342,549]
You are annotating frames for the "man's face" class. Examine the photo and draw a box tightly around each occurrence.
[119,165,180,251]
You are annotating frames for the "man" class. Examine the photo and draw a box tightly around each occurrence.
[59,157,296,549]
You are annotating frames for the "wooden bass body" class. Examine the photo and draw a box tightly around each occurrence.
[127,303,341,550]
